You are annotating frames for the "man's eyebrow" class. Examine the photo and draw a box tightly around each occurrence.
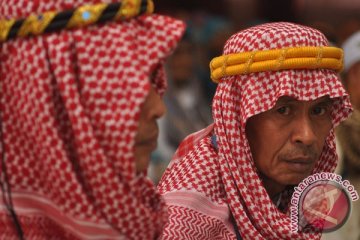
[274,96,333,105]
[313,96,333,105]
[275,96,297,104]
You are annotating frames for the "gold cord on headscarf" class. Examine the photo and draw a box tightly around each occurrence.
[210,46,343,83]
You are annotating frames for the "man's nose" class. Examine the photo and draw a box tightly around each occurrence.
[152,93,166,119]
[290,114,317,146]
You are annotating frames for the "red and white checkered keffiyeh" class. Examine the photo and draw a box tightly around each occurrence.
[158,22,352,240]
[0,0,184,239]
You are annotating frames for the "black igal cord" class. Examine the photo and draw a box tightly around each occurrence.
[0,110,24,239]
[3,0,150,42]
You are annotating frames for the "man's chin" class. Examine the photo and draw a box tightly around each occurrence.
[285,174,312,186]
[276,171,313,186]
[134,155,151,174]
[134,143,158,173]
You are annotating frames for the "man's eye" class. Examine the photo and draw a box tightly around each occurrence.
[277,106,290,115]
[150,65,161,83]
[312,106,327,116]
[150,70,157,83]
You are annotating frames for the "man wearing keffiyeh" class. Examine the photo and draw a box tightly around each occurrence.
[158,22,352,239]
[0,0,184,239]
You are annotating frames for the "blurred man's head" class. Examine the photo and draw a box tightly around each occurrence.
[0,1,185,238]
[342,31,360,110]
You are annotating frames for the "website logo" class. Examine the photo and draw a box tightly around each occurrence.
[290,173,359,233]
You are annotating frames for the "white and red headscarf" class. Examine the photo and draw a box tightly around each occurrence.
[158,22,352,239]
[0,0,184,239]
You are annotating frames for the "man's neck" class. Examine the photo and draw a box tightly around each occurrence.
[260,174,286,199]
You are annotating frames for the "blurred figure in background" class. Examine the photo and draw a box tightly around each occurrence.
[323,31,360,240]
[148,12,234,183]
[341,32,360,110]
[193,16,234,105]
[150,29,212,183]
[164,30,212,154]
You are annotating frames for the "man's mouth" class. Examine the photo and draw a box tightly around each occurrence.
[136,131,159,146]
[283,157,315,172]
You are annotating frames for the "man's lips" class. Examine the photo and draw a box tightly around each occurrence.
[136,131,159,145]
[283,157,315,172]
[285,157,314,164]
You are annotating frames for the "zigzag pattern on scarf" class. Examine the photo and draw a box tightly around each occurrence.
[162,205,236,240]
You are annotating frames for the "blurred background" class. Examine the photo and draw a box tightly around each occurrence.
[149,0,360,183]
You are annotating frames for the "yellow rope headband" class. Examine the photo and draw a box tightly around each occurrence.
[210,46,343,83]
[0,0,154,43]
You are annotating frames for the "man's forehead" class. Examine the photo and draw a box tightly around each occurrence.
[275,95,332,104]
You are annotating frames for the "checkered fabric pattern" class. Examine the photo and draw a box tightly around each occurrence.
[158,22,352,240]
[0,0,184,239]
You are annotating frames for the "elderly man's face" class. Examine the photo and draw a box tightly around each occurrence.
[134,84,165,173]
[245,96,333,196]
